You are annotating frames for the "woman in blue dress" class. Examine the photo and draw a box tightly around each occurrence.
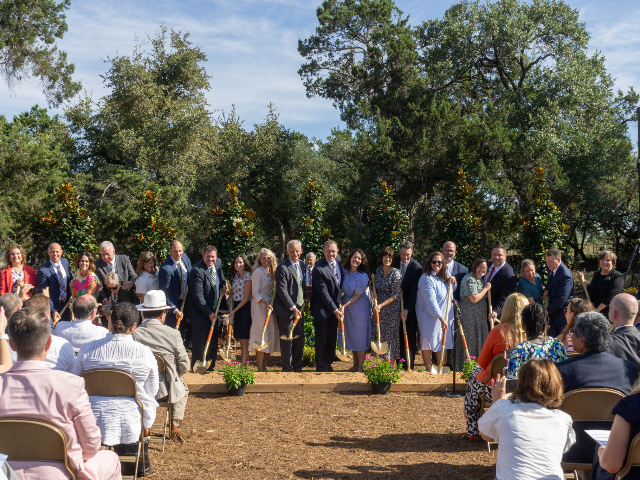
[339,249,371,372]
[416,251,456,372]
[517,259,544,304]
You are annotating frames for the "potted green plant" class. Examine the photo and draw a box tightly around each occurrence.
[461,356,479,382]
[222,361,256,396]
[362,355,403,395]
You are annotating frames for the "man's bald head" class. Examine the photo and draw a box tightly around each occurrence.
[72,294,98,320]
[609,293,639,327]
[442,241,457,263]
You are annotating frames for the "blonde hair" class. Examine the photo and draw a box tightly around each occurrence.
[499,293,529,347]
[253,248,277,280]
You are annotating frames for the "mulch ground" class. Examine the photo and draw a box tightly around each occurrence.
[147,392,496,480]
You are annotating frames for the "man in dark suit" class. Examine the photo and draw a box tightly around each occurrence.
[543,248,574,337]
[442,241,468,302]
[608,293,640,367]
[37,242,73,325]
[483,245,517,322]
[311,240,344,372]
[186,245,226,371]
[94,241,137,290]
[557,311,638,465]
[394,240,422,370]
[274,240,307,372]
[158,240,192,329]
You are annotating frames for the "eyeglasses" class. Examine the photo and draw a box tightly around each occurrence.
[431,261,443,265]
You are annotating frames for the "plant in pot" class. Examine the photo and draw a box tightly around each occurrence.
[461,356,478,382]
[362,355,403,395]
[222,361,256,396]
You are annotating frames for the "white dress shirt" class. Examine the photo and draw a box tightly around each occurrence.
[171,257,188,299]
[72,333,159,445]
[10,335,75,373]
[54,318,109,352]
[486,262,505,282]
[135,270,159,295]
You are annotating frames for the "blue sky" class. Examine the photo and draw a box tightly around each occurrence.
[1,0,639,145]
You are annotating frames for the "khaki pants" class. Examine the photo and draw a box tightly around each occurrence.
[171,378,189,421]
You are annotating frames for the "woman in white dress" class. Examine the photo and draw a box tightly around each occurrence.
[249,248,280,372]
[135,251,159,303]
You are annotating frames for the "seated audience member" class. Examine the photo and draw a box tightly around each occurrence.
[556,311,638,466]
[97,272,139,307]
[608,293,640,367]
[507,303,568,378]
[10,294,75,372]
[556,298,594,353]
[133,290,189,441]
[54,294,108,352]
[73,302,158,476]
[593,380,640,479]
[0,307,121,480]
[479,359,575,480]
[0,293,23,373]
[463,293,528,439]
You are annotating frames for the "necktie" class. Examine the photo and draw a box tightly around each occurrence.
[332,262,339,283]
[401,262,407,280]
[107,263,112,272]
[487,266,495,283]
[209,267,217,306]
[111,262,117,274]
[294,262,303,307]
[307,268,312,285]
[178,261,184,299]
[56,265,67,302]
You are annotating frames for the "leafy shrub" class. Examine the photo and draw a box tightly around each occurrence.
[362,354,403,385]
[303,345,315,364]
[461,356,479,382]
[222,361,256,390]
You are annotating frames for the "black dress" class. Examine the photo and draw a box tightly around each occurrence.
[587,269,624,317]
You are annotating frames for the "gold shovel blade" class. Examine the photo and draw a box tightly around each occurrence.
[280,334,299,340]
[220,348,236,362]
[335,349,352,362]
[193,359,212,375]
[252,340,271,352]
[370,341,389,355]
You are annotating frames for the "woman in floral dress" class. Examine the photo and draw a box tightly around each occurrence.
[372,247,401,364]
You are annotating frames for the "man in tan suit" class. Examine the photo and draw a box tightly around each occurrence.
[133,290,189,441]
[0,307,120,479]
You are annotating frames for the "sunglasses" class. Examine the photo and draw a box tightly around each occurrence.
[104,285,119,291]
[431,260,443,265]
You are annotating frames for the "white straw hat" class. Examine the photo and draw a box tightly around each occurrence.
[136,290,173,311]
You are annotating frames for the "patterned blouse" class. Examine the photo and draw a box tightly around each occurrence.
[233,271,252,302]
[507,338,568,378]
[11,270,24,293]
[72,272,101,299]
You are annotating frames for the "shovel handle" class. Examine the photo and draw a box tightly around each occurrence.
[340,317,345,334]
[438,282,453,373]
[175,286,189,330]
[582,280,591,303]
[206,326,214,343]
[264,310,272,328]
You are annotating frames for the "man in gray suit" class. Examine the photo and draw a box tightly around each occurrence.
[274,240,307,372]
[134,290,189,441]
[609,293,640,367]
[94,240,137,290]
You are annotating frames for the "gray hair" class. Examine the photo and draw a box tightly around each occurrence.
[7,308,51,358]
[399,240,414,251]
[72,294,97,320]
[104,272,120,286]
[0,293,22,319]
[99,241,114,251]
[305,252,316,261]
[573,312,611,352]
[287,239,302,250]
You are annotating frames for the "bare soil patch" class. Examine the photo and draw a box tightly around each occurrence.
[148,392,495,480]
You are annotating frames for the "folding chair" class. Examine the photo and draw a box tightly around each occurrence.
[150,353,172,452]
[559,388,625,479]
[478,353,505,452]
[616,433,640,479]
[80,368,144,480]
[0,417,77,479]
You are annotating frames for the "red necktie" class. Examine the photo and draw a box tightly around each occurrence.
[487,266,495,282]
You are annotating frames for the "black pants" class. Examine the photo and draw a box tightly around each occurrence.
[314,314,339,372]
[397,313,418,371]
[277,315,304,372]
[190,321,218,371]
[548,316,567,338]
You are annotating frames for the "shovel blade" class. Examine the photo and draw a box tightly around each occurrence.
[221,348,236,362]
[279,335,299,340]
[335,349,352,362]
[430,364,439,374]
[370,341,389,355]
[252,340,271,352]
[193,359,211,375]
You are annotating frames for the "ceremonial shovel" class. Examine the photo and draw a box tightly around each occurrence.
[335,304,352,362]
[400,295,411,371]
[280,308,303,341]
[53,297,73,327]
[582,280,591,303]
[453,300,470,361]
[220,282,236,362]
[175,286,189,330]
[370,275,389,355]
[193,293,224,374]
[253,293,275,352]
[435,282,453,375]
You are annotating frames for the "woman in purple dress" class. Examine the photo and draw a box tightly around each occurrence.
[339,249,371,372]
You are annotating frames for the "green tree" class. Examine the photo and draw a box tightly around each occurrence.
[431,170,483,266]
[127,188,178,264]
[0,0,81,105]
[520,167,567,280]
[291,178,331,258]
[207,183,256,269]
[365,181,410,268]
[0,105,70,255]
[42,182,98,260]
